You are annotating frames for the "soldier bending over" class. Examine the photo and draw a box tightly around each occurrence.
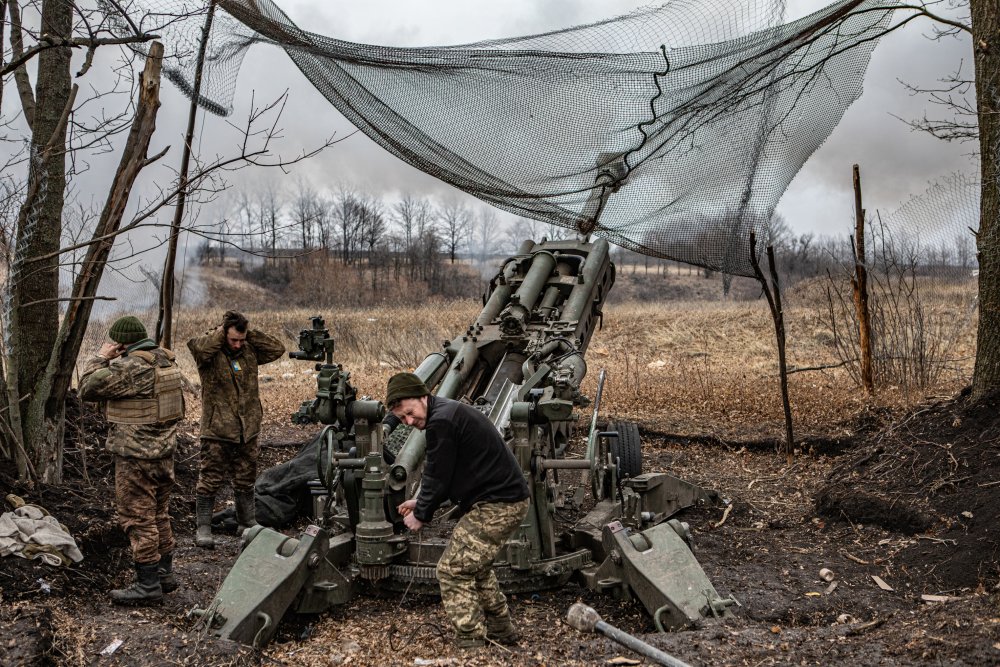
[79,316,185,605]
[388,372,530,649]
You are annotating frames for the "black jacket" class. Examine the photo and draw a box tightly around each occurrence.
[414,395,529,522]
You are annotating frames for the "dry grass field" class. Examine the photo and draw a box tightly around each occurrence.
[3,265,995,667]
[162,274,977,445]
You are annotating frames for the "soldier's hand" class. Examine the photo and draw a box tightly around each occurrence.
[403,513,424,532]
[100,342,124,360]
[397,498,416,517]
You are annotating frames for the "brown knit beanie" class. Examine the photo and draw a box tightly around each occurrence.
[108,316,147,345]
[386,372,429,407]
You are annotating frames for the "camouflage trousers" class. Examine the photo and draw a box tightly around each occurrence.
[436,498,530,639]
[114,455,175,564]
[195,436,258,496]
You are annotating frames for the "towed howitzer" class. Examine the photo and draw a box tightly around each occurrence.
[191,237,736,647]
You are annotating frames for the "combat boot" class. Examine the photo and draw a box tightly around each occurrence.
[110,562,162,606]
[486,614,520,645]
[196,495,215,549]
[158,551,178,593]
[454,633,486,650]
[234,488,257,533]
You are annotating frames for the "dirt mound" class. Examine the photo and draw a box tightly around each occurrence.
[815,387,1000,592]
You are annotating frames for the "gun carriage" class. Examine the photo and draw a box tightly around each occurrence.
[192,237,735,647]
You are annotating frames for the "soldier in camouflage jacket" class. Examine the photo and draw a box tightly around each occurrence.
[79,315,184,606]
[187,310,285,548]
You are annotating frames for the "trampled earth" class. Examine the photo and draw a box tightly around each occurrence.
[2,387,999,666]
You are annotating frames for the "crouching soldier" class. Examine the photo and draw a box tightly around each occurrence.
[79,316,185,605]
[388,372,530,649]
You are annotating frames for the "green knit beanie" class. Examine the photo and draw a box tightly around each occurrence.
[108,316,147,345]
[386,372,429,407]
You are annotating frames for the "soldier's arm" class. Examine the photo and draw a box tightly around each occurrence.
[247,329,286,365]
[187,328,225,367]
[78,357,148,401]
[78,355,111,401]
[413,427,456,523]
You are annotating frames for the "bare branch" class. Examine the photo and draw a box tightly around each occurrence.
[19,295,116,307]
[1,33,161,78]
[7,0,36,129]
[891,3,970,35]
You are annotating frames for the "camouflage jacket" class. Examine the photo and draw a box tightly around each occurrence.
[187,329,285,443]
[78,340,181,459]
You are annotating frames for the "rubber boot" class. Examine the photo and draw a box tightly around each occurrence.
[195,495,215,549]
[158,552,178,593]
[486,614,520,645]
[110,562,162,606]
[235,488,257,533]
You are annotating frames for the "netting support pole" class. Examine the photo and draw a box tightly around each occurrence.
[851,164,874,395]
[156,0,217,349]
[749,232,794,465]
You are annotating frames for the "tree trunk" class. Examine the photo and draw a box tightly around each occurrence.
[12,0,72,482]
[972,1,1000,400]
[46,43,164,443]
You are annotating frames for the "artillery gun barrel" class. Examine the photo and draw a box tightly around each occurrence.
[384,350,450,488]
[560,237,610,326]
[413,351,450,390]
[512,250,556,313]
[475,241,529,327]
[438,336,480,399]
[389,333,480,490]
[566,603,692,667]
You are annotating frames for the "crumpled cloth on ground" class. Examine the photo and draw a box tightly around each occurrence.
[0,495,84,566]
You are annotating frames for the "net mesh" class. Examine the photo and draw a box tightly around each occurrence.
[118,0,900,278]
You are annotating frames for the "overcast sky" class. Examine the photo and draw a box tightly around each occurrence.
[5,0,978,284]
[172,0,973,239]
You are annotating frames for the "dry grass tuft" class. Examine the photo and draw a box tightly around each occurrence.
[75,266,977,445]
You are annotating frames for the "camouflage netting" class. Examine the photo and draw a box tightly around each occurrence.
[115,0,903,278]
[878,172,980,278]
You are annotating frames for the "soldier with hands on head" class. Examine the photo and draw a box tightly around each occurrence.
[187,310,285,549]
[79,315,185,606]
[388,372,530,650]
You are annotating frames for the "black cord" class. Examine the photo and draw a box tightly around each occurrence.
[388,620,449,651]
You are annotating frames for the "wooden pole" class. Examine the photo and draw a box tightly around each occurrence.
[749,232,795,465]
[852,164,874,394]
[156,0,216,349]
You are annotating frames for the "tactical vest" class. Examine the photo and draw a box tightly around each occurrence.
[106,349,185,425]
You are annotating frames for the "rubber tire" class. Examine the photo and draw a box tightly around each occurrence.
[608,420,642,479]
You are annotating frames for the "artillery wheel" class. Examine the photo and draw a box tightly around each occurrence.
[608,420,642,479]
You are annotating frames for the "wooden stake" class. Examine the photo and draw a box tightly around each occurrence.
[156,0,217,349]
[852,164,874,394]
[750,232,795,464]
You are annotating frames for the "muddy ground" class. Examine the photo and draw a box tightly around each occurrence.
[2,388,999,666]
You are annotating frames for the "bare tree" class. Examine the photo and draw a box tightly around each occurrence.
[505,217,547,252]
[358,195,387,291]
[438,196,472,263]
[0,3,341,482]
[291,178,320,250]
[473,206,499,268]
[259,183,282,259]
[332,183,361,264]
[970,0,1000,398]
